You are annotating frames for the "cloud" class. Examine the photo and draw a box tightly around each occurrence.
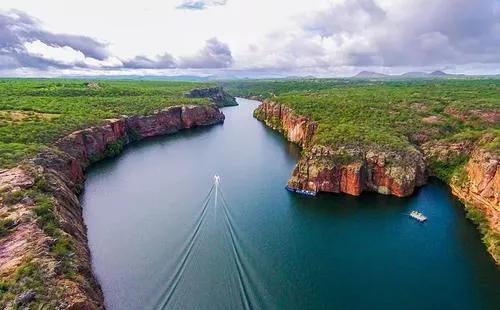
[122,53,176,69]
[241,0,500,71]
[303,0,386,37]
[179,38,233,68]
[0,10,234,72]
[120,38,232,69]
[0,10,112,70]
[2,1,499,76]
[176,0,227,10]
[301,0,500,67]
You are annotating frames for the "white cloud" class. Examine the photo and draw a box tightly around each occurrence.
[23,40,123,68]
[176,0,228,10]
[0,0,499,76]
[24,40,86,65]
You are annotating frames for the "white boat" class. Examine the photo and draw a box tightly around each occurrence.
[285,185,317,196]
[409,210,427,222]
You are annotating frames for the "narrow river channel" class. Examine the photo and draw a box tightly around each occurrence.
[81,98,500,310]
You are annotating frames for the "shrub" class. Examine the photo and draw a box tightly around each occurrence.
[0,218,15,237]
[3,190,24,205]
[127,127,142,142]
[104,138,126,158]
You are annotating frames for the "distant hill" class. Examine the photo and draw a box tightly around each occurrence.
[354,71,390,78]
[429,70,448,76]
[401,71,431,78]
[352,70,468,79]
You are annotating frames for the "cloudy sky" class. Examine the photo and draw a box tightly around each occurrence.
[1,0,499,77]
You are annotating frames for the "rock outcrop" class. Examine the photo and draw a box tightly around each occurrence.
[253,100,316,147]
[452,148,499,209]
[449,147,499,263]
[186,87,238,107]
[51,105,224,184]
[254,100,426,197]
[0,104,224,309]
[256,99,499,262]
[287,146,426,197]
[420,134,499,262]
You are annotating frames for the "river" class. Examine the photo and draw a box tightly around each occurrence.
[81,98,499,310]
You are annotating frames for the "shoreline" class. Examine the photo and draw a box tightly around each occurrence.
[254,99,499,264]
[0,104,225,309]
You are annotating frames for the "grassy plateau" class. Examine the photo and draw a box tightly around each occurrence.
[223,78,499,157]
[0,79,217,168]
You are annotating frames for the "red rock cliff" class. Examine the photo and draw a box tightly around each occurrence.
[254,100,317,147]
[254,100,426,197]
[421,135,499,263]
[450,147,499,263]
[0,104,224,309]
[256,100,499,263]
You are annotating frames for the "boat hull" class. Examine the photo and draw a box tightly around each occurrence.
[285,185,317,196]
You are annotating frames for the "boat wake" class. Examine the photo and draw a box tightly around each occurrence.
[153,176,267,310]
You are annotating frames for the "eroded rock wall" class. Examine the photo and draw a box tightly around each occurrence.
[254,101,426,197]
[450,148,499,263]
[253,100,317,147]
[0,104,224,309]
[256,99,499,263]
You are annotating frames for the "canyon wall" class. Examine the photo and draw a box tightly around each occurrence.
[254,100,426,197]
[0,104,224,309]
[450,148,499,263]
[255,100,499,263]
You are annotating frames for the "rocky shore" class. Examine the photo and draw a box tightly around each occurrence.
[254,100,426,197]
[0,104,224,309]
[422,137,499,263]
[255,100,499,262]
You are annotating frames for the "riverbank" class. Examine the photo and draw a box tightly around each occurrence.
[80,97,500,309]
[0,103,224,309]
[254,99,499,264]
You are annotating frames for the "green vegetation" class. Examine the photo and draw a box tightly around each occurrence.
[103,138,127,159]
[223,78,499,152]
[465,204,500,261]
[0,218,14,237]
[0,79,218,168]
[0,258,61,309]
[224,78,499,177]
[225,78,500,261]
[29,175,74,273]
[427,154,469,182]
[0,79,232,307]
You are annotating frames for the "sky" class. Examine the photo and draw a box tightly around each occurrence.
[1,0,499,77]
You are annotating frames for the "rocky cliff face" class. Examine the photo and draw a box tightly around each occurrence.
[452,148,499,208]
[449,147,499,263]
[256,99,499,263]
[254,100,426,197]
[0,104,224,309]
[287,146,426,197]
[253,100,317,147]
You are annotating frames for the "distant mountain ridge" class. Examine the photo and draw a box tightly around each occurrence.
[353,70,466,78]
[354,71,390,78]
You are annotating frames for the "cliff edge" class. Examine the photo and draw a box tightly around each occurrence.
[255,100,499,263]
[254,100,426,197]
[0,104,224,309]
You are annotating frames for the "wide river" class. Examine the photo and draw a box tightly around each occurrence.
[82,98,499,310]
